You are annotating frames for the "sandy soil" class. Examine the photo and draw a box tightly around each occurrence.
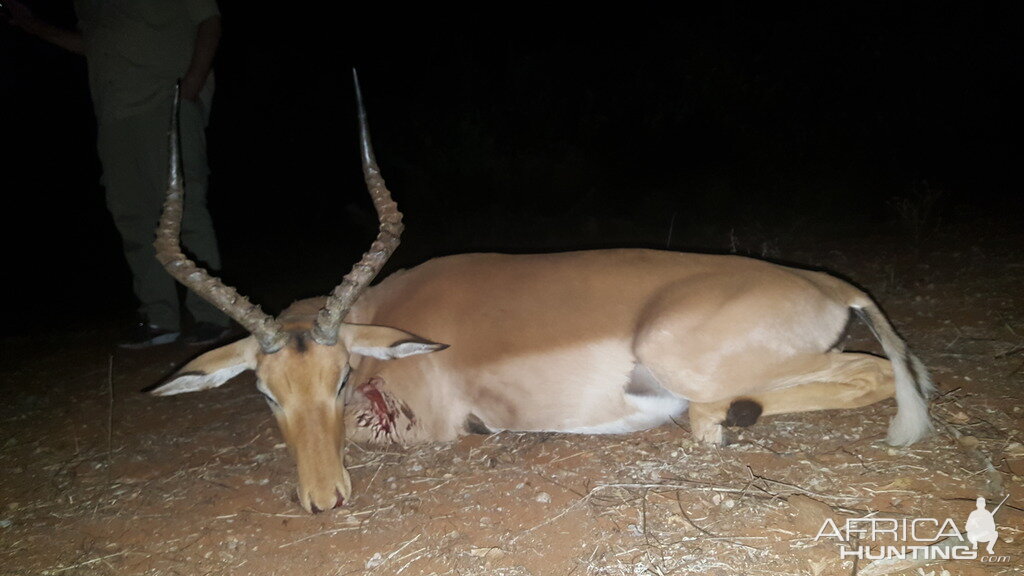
[2,228,1022,576]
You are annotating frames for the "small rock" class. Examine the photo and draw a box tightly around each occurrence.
[958,435,980,450]
[787,495,835,535]
[535,492,551,504]
[365,552,384,569]
[468,547,505,559]
[949,411,970,423]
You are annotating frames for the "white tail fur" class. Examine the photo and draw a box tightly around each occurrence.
[854,304,933,445]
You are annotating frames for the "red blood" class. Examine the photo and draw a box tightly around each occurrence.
[359,380,395,434]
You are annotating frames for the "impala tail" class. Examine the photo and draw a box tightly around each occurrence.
[854,301,934,446]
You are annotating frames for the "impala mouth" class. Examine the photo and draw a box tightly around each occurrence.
[298,485,348,514]
[308,489,346,514]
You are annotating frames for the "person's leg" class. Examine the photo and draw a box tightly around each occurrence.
[98,114,182,333]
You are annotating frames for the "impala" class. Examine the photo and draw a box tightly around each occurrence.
[151,73,933,513]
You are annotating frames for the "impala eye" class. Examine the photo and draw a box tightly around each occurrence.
[256,380,280,407]
[337,369,351,398]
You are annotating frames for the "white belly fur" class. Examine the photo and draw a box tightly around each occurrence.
[473,345,689,435]
[558,362,688,433]
[559,392,689,434]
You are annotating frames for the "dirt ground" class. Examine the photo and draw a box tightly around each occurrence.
[2,225,1022,576]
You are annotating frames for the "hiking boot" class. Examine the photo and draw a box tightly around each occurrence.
[119,322,180,349]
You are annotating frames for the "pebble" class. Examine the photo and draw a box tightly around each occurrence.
[365,552,384,569]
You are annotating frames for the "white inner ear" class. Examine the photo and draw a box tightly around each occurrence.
[152,365,248,396]
[350,341,441,360]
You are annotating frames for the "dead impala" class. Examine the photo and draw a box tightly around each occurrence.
[151,74,933,513]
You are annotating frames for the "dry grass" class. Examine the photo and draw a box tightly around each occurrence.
[2,229,1022,576]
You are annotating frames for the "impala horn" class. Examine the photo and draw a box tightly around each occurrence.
[310,70,404,346]
[154,83,289,353]
[154,71,402,352]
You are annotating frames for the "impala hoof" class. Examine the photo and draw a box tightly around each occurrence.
[724,399,763,428]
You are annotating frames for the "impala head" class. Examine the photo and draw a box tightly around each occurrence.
[148,72,446,513]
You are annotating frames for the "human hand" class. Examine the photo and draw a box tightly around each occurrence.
[3,0,39,32]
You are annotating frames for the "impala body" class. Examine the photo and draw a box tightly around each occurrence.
[341,249,914,444]
[151,76,933,513]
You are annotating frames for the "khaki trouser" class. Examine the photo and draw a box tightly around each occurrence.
[97,97,227,331]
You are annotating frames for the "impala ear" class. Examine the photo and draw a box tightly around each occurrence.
[340,323,448,360]
[149,337,259,396]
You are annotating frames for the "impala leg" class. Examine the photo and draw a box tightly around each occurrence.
[751,353,895,415]
[688,353,895,445]
[688,401,730,445]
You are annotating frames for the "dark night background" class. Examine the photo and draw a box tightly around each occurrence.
[1,3,1020,338]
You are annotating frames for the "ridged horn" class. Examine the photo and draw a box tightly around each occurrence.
[310,69,404,346]
[154,83,289,353]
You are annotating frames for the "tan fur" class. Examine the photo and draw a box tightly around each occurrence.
[345,250,899,443]
[158,249,931,511]
[257,338,350,513]
[153,80,932,512]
